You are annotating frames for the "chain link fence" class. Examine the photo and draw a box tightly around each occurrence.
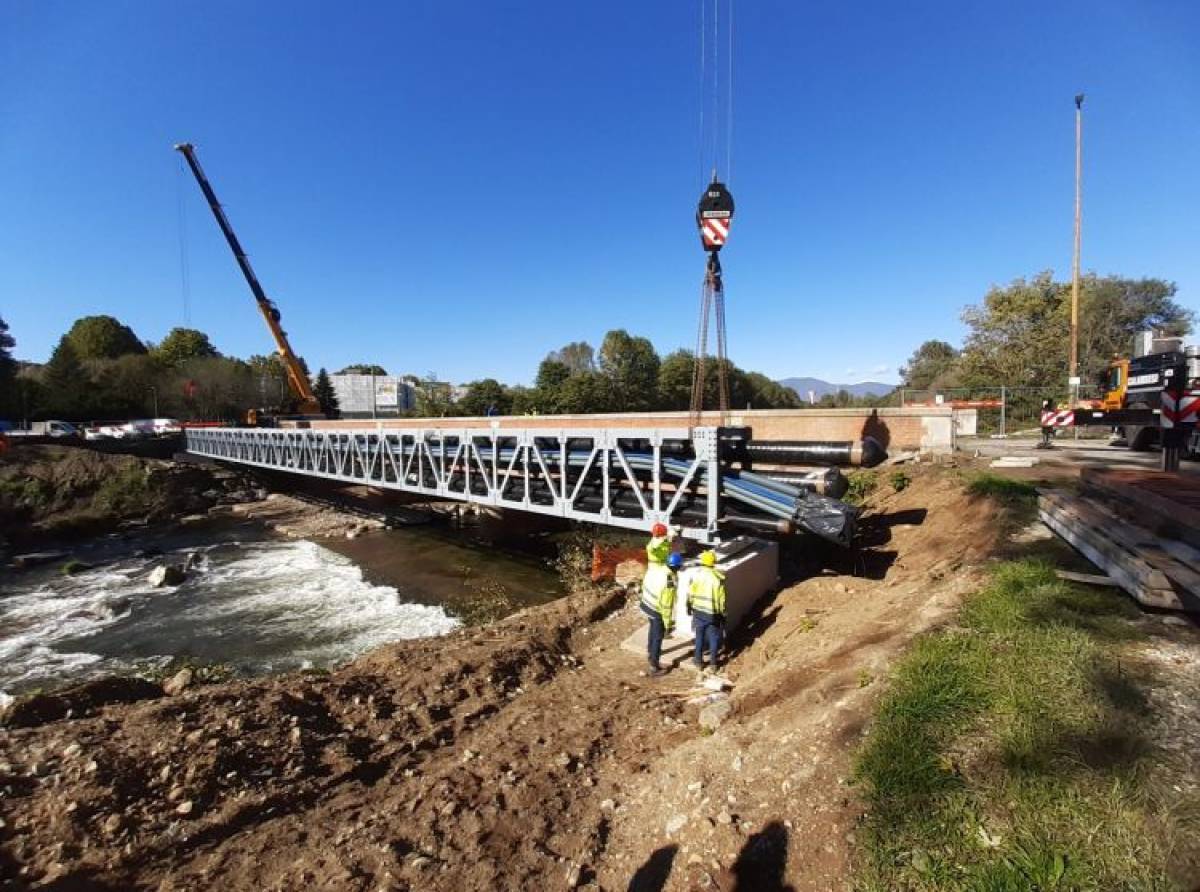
[900,386,1111,439]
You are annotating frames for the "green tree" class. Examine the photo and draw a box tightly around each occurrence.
[312,368,340,418]
[456,378,511,416]
[555,371,613,414]
[153,327,219,367]
[957,272,1192,387]
[507,385,537,415]
[899,340,960,389]
[413,373,453,417]
[64,315,145,360]
[547,341,595,374]
[597,329,660,411]
[41,336,92,418]
[0,316,16,416]
[88,354,162,417]
[657,350,696,410]
[336,363,388,376]
[247,353,290,409]
[741,371,802,409]
[165,357,255,421]
[657,348,696,410]
[1077,275,1192,384]
[532,359,571,412]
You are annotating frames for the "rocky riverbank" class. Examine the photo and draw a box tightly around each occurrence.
[0,444,264,559]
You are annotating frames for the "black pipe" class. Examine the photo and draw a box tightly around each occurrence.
[722,512,795,535]
[746,436,886,469]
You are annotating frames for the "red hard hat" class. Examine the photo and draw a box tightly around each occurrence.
[651,523,668,537]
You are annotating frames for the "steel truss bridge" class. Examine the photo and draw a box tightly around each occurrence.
[185,425,855,546]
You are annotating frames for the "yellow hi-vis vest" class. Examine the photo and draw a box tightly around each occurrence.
[688,566,726,617]
[640,562,677,628]
[646,535,670,565]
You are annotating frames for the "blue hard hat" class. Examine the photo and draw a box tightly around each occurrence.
[667,553,684,569]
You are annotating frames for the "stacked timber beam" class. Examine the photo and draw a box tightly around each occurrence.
[1039,469,1200,613]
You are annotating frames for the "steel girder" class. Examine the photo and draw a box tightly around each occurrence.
[186,426,725,542]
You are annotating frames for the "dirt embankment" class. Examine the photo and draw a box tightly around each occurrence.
[0,466,1006,891]
[0,445,260,553]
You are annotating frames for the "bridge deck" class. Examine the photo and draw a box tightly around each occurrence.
[187,425,728,542]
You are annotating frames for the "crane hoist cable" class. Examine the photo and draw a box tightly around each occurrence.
[174,157,192,326]
[691,178,734,422]
[690,0,736,425]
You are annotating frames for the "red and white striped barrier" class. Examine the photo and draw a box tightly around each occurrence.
[1040,409,1075,428]
[1161,391,1200,429]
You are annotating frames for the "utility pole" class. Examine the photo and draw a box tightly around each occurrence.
[1069,93,1084,410]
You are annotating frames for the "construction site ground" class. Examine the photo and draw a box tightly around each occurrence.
[958,434,1200,482]
[2,462,1197,890]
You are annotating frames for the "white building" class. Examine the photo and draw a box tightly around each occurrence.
[329,375,417,417]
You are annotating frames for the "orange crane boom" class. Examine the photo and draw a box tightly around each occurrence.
[173,142,321,417]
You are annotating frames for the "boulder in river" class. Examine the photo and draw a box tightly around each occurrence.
[148,564,187,587]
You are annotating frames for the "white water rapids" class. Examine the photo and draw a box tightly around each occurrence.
[0,537,460,702]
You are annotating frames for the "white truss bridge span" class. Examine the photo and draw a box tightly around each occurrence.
[186,425,729,542]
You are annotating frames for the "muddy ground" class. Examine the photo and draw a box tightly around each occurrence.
[2,463,1191,890]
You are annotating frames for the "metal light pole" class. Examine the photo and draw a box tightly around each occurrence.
[1069,93,1084,412]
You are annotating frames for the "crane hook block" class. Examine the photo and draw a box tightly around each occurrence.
[697,180,734,252]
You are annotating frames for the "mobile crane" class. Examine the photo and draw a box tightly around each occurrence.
[174,143,322,422]
[1073,333,1199,456]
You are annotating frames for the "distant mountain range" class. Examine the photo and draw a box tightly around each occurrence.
[778,377,896,401]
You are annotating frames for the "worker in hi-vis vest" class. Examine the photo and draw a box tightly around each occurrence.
[641,552,683,676]
[646,522,672,565]
[687,550,727,673]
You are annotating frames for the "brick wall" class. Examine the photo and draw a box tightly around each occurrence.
[300,407,955,454]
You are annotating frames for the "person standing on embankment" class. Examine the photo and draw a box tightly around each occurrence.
[640,552,682,677]
[687,550,726,675]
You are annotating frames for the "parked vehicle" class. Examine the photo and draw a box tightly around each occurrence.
[4,420,80,438]
[1082,334,1199,452]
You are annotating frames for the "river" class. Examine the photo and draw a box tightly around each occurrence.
[0,514,565,703]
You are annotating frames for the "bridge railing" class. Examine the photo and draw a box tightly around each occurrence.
[186,425,725,541]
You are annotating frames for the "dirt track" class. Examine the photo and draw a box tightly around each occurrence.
[0,468,1004,891]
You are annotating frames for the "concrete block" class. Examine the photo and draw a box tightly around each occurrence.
[670,536,779,638]
[620,536,780,663]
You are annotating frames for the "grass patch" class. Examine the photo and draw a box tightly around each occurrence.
[135,656,238,685]
[889,470,912,492]
[964,471,1038,502]
[456,580,521,626]
[853,560,1187,891]
[0,476,54,510]
[92,464,157,515]
[846,470,879,506]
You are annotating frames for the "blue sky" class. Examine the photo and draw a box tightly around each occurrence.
[2,1,1198,386]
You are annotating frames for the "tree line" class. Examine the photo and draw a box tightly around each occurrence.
[0,315,326,423]
[0,317,800,424]
[899,272,1193,393]
[3,271,1186,424]
[450,330,802,417]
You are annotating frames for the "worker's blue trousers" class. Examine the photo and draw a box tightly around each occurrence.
[692,610,723,668]
[642,605,666,669]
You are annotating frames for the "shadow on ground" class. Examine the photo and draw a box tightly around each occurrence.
[727,821,797,892]
[628,844,677,892]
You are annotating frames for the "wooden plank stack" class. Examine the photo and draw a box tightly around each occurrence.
[1039,470,1200,613]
